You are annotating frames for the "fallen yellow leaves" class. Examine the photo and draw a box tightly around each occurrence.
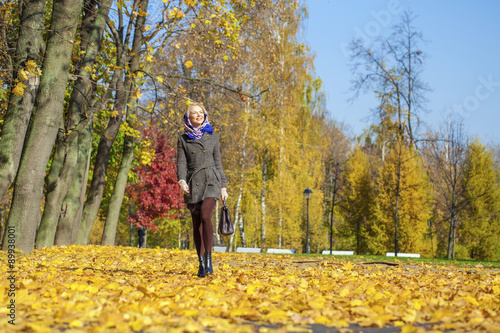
[0,245,499,332]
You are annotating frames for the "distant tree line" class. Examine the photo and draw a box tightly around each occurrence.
[0,2,498,260]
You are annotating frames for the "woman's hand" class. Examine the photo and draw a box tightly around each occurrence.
[178,180,189,194]
[221,188,228,201]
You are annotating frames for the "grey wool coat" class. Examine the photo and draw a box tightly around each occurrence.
[177,132,227,204]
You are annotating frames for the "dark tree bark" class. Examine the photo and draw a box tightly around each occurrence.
[0,0,46,199]
[35,132,79,248]
[35,0,113,248]
[54,120,93,245]
[2,0,84,253]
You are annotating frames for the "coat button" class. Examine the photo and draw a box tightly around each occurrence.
[203,150,206,153]
[204,182,207,185]
[192,151,195,154]
[196,183,199,186]
[194,167,197,170]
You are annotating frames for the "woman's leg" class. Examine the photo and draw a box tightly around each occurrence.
[200,198,216,274]
[189,202,206,277]
[200,198,216,253]
[188,203,203,256]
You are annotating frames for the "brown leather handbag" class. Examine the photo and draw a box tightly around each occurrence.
[218,200,234,235]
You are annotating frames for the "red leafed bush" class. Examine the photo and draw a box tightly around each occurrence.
[127,127,184,230]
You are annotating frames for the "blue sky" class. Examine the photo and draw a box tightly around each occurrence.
[304,0,500,144]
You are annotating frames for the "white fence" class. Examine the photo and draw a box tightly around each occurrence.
[321,250,354,255]
[236,247,263,253]
[386,252,420,258]
[267,248,296,254]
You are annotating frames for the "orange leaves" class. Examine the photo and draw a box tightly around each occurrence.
[1,246,500,332]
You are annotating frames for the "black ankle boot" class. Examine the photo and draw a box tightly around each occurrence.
[204,251,213,275]
[197,255,205,277]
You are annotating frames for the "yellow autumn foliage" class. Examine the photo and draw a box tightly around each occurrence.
[1,246,499,332]
[12,82,26,97]
[370,141,433,256]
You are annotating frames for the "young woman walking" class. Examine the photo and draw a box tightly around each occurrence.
[177,103,228,277]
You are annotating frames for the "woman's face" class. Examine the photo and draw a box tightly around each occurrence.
[189,106,205,128]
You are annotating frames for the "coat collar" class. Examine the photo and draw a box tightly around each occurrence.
[184,132,212,143]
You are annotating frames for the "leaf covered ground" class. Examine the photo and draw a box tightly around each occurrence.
[1,246,499,332]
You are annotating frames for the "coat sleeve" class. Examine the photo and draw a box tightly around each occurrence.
[213,133,227,188]
[176,136,187,182]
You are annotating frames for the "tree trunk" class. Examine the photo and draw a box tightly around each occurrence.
[129,202,134,246]
[234,190,245,247]
[101,134,134,245]
[35,136,78,248]
[329,172,337,254]
[54,120,93,245]
[447,215,455,259]
[76,47,130,245]
[260,152,268,248]
[78,0,149,245]
[0,0,45,199]
[76,0,144,245]
[452,227,456,259]
[77,112,122,245]
[2,0,84,253]
[393,142,402,257]
[35,0,112,248]
[227,222,235,252]
[447,195,457,259]
[234,105,249,247]
[101,0,149,246]
[274,16,286,250]
[227,105,251,252]
[214,200,221,245]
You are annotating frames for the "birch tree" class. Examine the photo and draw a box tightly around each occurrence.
[349,11,429,146]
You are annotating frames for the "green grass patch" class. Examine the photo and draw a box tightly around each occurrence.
[274,252,500,269]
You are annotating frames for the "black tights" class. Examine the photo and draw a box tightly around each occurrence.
[188,198,216,256]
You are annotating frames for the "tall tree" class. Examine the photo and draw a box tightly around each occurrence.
[36,0,113,248]
[3,0,84,253]
[101,0,149,246]
[349,11,429,145]
[426,114,470,259]
[323,119,351,252]
[77,0,150,245]
[0,0,45,199]
[370,139,432,255]
[459,139,500,260]
[340,145,374,254]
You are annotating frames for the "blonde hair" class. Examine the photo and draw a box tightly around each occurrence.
[186,102,207,118]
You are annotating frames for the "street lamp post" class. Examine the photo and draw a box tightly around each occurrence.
[303,188,313,254]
